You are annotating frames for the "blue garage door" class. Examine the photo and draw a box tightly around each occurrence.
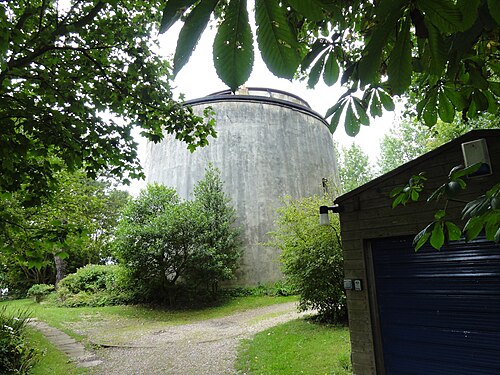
[371,237,500,375]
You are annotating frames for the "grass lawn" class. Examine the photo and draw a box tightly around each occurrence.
[236,319,352,375]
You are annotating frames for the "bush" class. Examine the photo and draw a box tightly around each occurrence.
[59,264,110,294]
[57,264,133,307]
[26,284,54,303]
[222,281,298,299]
[0,306,39,374]
[114,194,204,304]
[114,166,241,305]
[271,280,298,296]
[268,195,347,323]
[188,165,242,293]
[57,290,135,308]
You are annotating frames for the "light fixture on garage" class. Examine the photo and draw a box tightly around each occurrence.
[319,205,342,225]
[461,138,492,177]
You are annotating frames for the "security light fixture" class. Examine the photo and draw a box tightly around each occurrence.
[319,205,342,225]
[461,138,492,177]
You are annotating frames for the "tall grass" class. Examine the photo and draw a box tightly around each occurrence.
[0,306,39,374]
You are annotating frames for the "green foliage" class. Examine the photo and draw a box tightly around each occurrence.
[0,171,129,293]
[255,0,301,79]
[114,166,241,305]
[173,0,220,76]
[59,265,113,294]
[236,319,351,375]
[0,1,215,203]
[268,195,346,323]
[462,183,500,243]
[269,280,298,297]
[0,306,39,374]
[159,0,197,34]
[26,284,55,303]
[225,281,298,298]
[189,165,242,291]
[57,264,133,307]
[390,173,428,209]
[162,0,499,135]
[336,143,375,193]
[392,165,500,250]
[115,192,203,303]
[378,121,431,175]
[213,0,254,91]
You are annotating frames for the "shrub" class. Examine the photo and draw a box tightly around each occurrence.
[59,264,110,294]
[268,195,347,323]
[188,165,242,293]
[0,306,39,374]
[222,281,298,299]
[57,290,135,308]
[114,166,241,305]
[57,264,133,307]
[26,284,55,303]
[272,280,298,296]
[114,195,204,304]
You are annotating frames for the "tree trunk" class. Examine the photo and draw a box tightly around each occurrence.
[54,254,67,286]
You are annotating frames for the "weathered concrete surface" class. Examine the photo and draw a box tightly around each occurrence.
[145,92,338,285]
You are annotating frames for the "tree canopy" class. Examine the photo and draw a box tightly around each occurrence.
[0,171,129,294]
[336,143,375,193]
[0,1,216,203]
[163,0,499,136]
[378,114,500,173]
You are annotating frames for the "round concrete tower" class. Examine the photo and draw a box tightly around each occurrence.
[144,87,338,286]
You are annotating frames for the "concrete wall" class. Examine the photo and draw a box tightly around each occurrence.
[145,92,338,285]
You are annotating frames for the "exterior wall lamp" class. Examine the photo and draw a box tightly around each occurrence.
[319,205,343,225]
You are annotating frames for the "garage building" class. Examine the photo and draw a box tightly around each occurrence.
[334,129,500,375]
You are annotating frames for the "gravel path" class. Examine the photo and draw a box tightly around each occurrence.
[86,302,310,375]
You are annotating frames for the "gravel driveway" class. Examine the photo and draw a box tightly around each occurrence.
[83,302,310,375]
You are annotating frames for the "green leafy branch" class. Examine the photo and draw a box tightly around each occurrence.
[390,173,427,208]
[391,163,499,250]
[426,163,482,202]
[161,0,500,136]
[462,183,500,243]
[412,209,462,251]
